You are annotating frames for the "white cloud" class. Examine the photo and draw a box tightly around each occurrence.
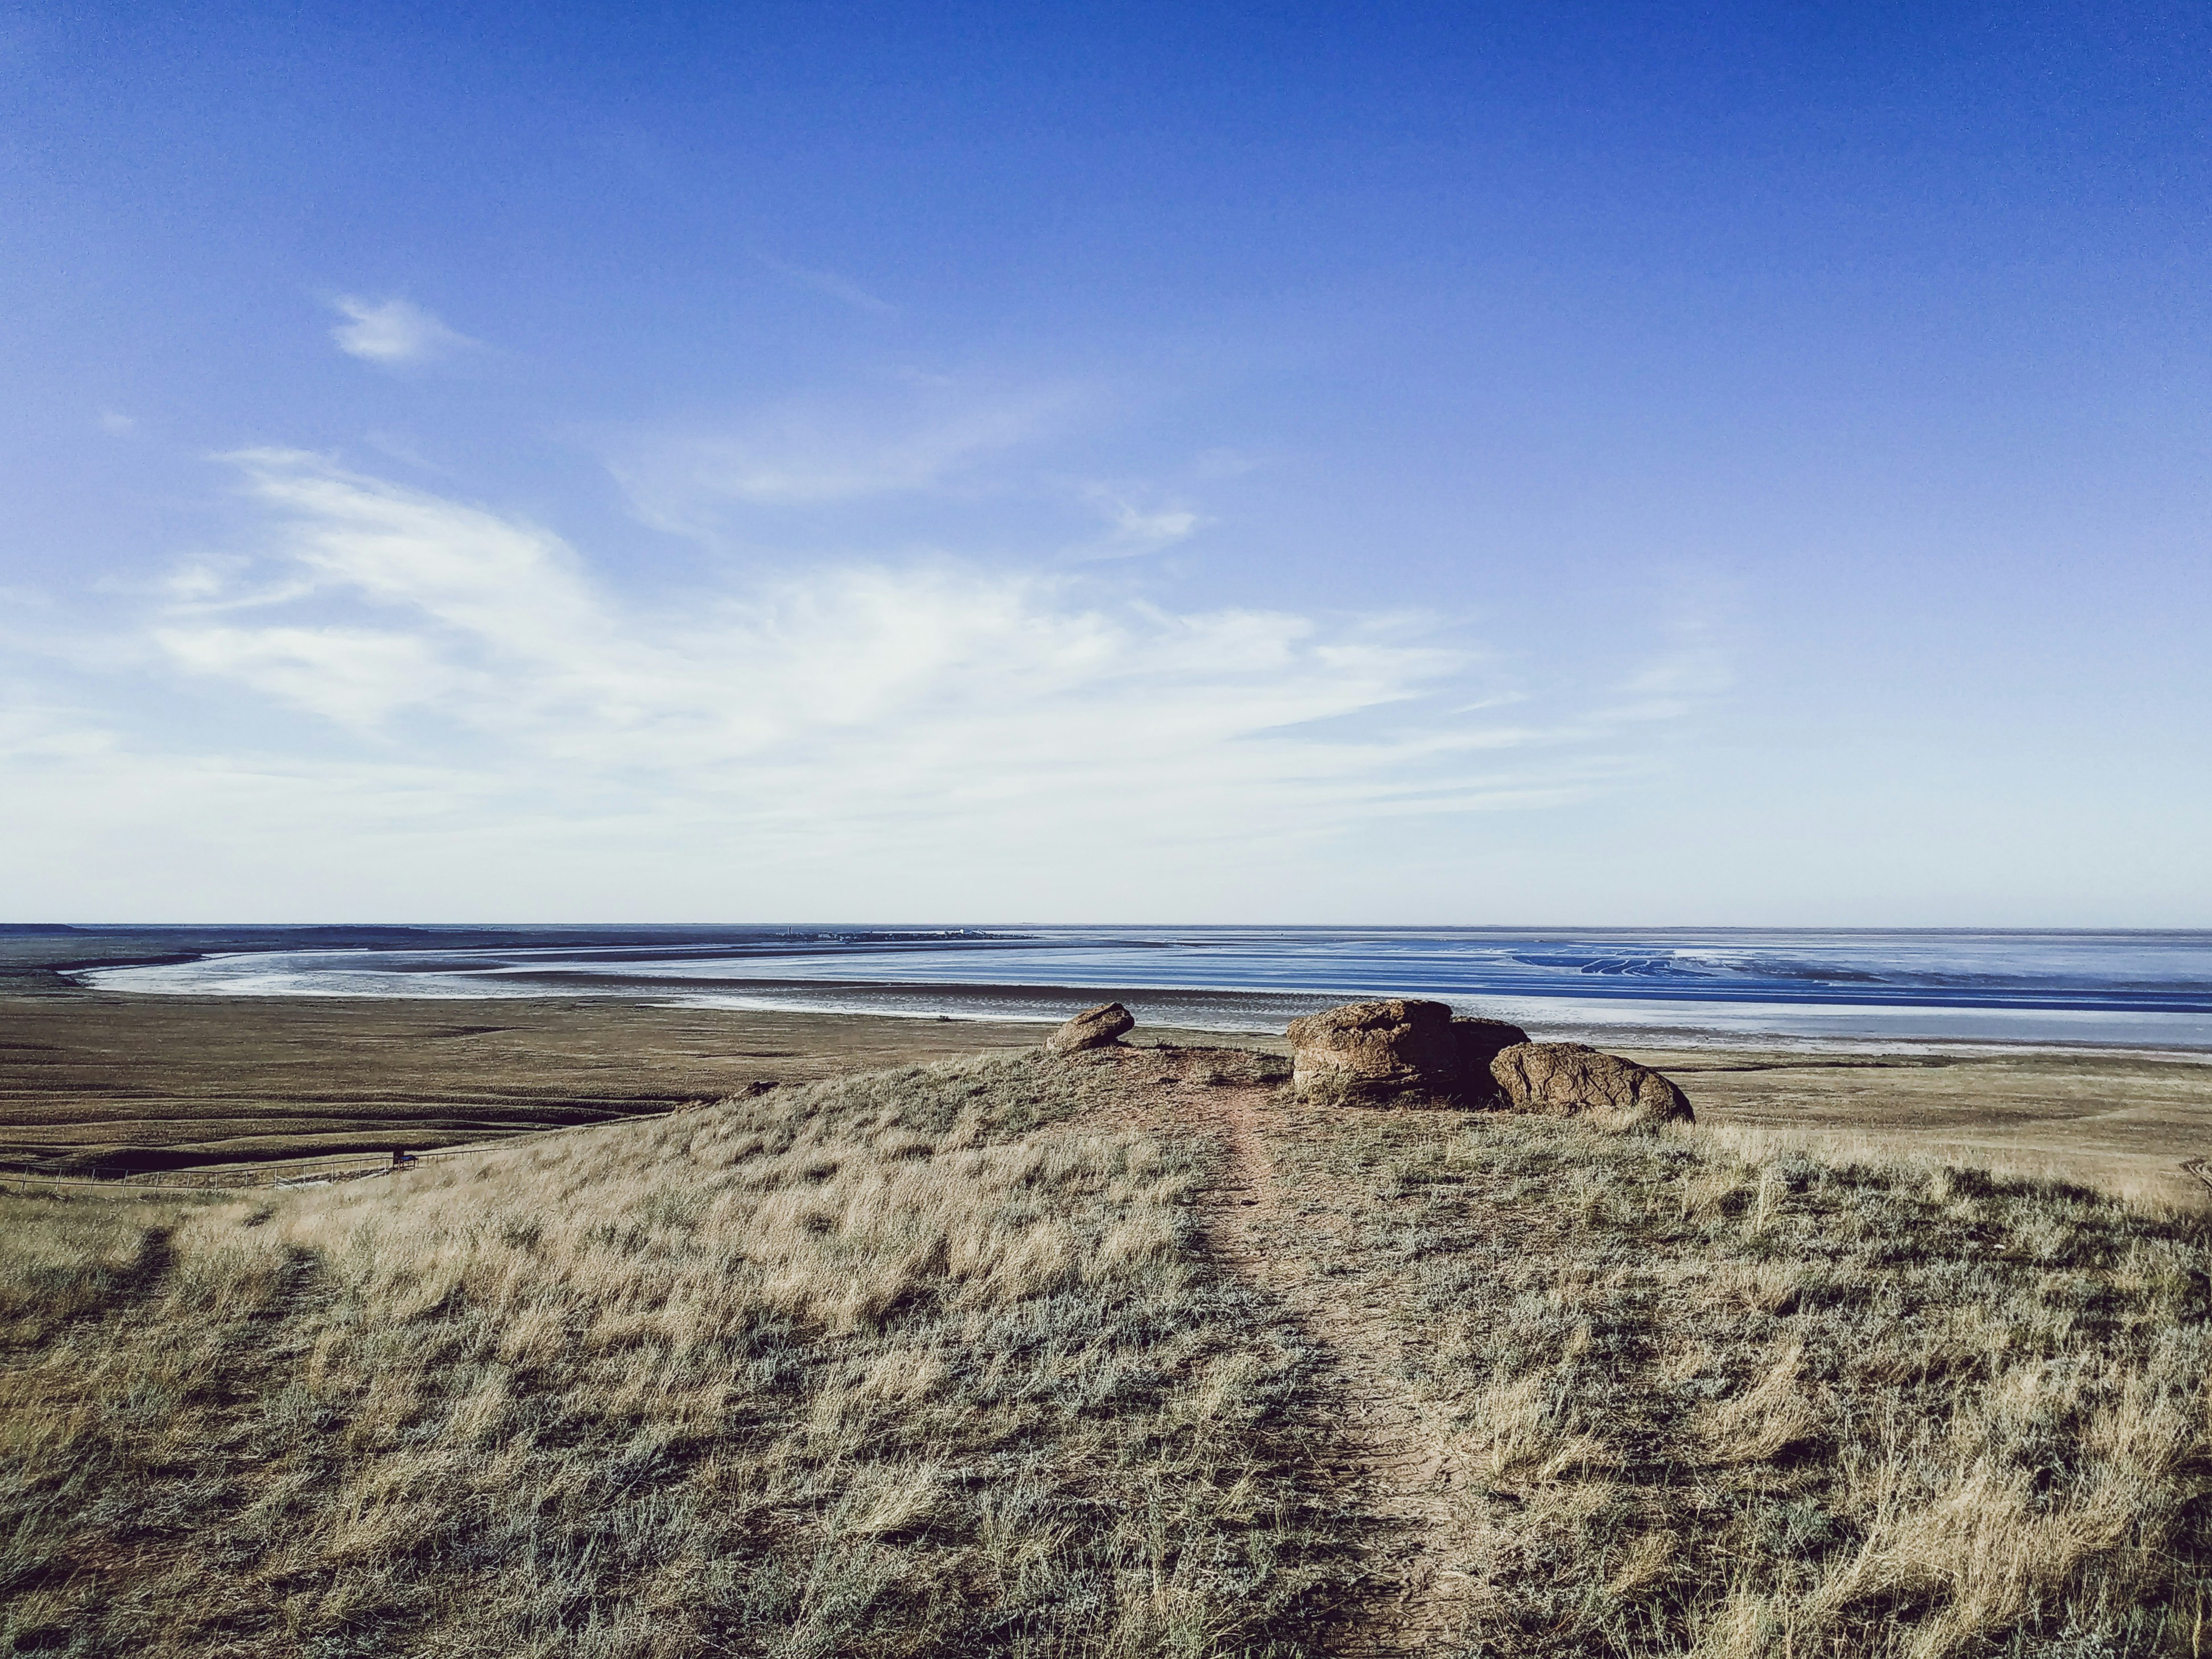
[760,256,899,316]
[5,453,1726,917]
[608,385,1075,530]
[363,429,452,474]
[99,410,136,435]
[160,558,247,604]
[1072,487,1211,560]
[155,624,461,728]
[328,296,477,365]
[166,454,1460,786]
[1588,586,1739,724]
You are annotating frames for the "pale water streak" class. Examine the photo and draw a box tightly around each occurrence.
[71,926,2212,1050]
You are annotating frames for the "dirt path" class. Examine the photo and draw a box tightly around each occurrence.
[1096,1047,1492,1654]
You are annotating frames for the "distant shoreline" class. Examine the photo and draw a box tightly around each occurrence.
[52,975,2212,1057]
[5,985,2210,1206]
[12,923,2212,1053]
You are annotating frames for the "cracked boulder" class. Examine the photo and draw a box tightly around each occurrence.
[1489,1042,1694,1129]
[1286,998,1461,1103]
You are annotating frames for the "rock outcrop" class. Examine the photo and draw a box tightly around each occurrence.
[1286,998,1460,1101]
[1489,1042,1693,1129]
[1047,1001,1135,1053]
[1450,1017,1530,1103]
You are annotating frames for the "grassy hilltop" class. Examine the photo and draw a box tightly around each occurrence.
[2,1043,2209,1657]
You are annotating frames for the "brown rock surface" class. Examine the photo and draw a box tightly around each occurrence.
[1047,1001,1136,1053]
[1450,1017,1530,1103]
[1489,1042,1694,1129]
[1286,999,1459,1102]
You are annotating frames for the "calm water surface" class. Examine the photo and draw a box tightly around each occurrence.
[73,926,2212,1050]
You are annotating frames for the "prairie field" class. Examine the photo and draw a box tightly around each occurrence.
[0,993,1043,1177]
[2,1040,2209,1656]
[7,960,2211,1199]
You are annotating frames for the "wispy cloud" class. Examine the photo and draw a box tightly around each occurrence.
[98,410,136,435]
[760,256,898,316]
[328,296,477,365]
[4,453,1727,915]
[155,624,461,727]
[1072,486,1211,560]
[609,385,1076,531]
[167,452,1455,788]
[1587,580,1739,724]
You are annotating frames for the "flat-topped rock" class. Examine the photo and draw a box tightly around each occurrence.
[1046,1001,1135,1053]
[1489,1042,1693,1129]
[1287,998,1459,1101]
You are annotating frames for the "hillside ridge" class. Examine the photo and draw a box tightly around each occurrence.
[2,1042,2208,1656]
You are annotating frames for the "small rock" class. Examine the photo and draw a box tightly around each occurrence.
[1047,1001,1135,1053]
[1488,1042,1693,1129]
[1285,998,1459,1103]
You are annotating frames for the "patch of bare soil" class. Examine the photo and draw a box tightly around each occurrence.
[1087,1044,1492,1654]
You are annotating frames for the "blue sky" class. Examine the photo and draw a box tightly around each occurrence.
[3,2,2207,923]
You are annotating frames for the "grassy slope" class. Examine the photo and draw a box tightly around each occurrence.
[2,1049,2209,1657]
[0,1051,1341,1658]
[1274,1112,2212,1656]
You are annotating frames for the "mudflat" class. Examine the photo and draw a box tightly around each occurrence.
[2,988,2209,1201]
[0,993,1041,1175]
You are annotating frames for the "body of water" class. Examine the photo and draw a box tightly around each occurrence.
[67,926,2212,1050]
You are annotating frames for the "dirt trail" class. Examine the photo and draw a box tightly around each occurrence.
[1162,1062,1489,1654]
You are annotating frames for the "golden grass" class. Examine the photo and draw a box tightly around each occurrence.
[3,1047,2209,1656]
[0,1052,1343,1656]
[1629,1046,2212,1212]
[1693,1119,2209,1218]
[1284,1108,2212,1656]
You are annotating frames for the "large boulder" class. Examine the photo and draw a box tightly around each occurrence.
[1286,998,1459,1102]
[1489,1042,1693,1129]
[1450,1017,1530,1103]
[1047,1001,1135,1053]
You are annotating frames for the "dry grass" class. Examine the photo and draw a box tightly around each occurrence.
[1628,1047,2212,1212]
[0,1051,1343,1657]
[1280,1108,2212,1656]
[5,1045,2210,1657]
[0,1189,212,1347]
[0,992,1045,1175]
